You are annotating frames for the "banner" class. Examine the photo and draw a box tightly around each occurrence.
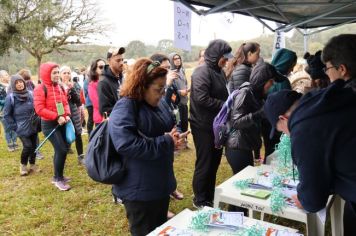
[273,30,285,55]
[174,2,191,51]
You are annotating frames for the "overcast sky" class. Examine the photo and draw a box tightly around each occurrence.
[95,0,276,47]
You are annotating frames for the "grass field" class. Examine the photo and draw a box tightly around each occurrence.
[0,129,312,235]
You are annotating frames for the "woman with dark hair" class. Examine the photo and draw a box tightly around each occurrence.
[4,75,38,176]
[34,62,71,191]
[109,58,188,236]
[225,42,260,93]
[88,59,106,126]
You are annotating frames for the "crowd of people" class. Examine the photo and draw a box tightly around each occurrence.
[1,34,355,235]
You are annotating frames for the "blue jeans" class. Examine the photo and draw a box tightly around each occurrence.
[0,117,18,147]
[42,120,69,180]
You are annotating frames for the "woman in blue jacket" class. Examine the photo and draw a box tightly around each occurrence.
[109,58,189,236]
[4,75,38,176]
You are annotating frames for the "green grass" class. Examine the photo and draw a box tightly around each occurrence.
[0,132,309,235]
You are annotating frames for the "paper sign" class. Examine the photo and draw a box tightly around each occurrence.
[174,2,191,51]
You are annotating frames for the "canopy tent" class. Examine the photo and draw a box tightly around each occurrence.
[176,0,356,35]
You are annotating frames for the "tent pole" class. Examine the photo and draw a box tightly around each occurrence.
[303,29,308,53]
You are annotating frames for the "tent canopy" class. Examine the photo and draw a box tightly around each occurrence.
[178,0,356,33]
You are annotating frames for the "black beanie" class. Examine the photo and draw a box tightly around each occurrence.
[305,51,327,80]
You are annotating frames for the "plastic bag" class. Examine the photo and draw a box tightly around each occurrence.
[65,120,76,144]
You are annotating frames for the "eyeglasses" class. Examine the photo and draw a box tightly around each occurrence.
[153,85,167,94]
[147,61,161,74]
[98,65,104,70]
[323,66,337,73]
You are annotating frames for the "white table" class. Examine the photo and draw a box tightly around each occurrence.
[148,208,300,236]
[213,165,321,236]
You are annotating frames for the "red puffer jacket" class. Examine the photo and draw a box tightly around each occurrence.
[34,62,70,121]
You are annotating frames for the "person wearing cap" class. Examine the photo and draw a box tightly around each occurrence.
[261,48,296,160]
[4,74,39,176]
[287,34,356,235]
[304,51,330,90]
[98,47,125,117]
[189,39,232,208]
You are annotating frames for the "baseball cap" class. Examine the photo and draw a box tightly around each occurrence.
[264,90,302,138]
[223,52,234,59]
[107,47,125,59]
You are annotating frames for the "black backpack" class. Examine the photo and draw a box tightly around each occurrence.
[85,100,139,185]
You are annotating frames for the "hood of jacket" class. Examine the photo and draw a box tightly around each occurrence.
[10,74,26,92]
[289,79,356,131]
[271,48,297,75]
[250,62,286,99]
[40,62,59,86]
[168,52,182,70]
[205,39,232,70]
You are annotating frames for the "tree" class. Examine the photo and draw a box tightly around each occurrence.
[0,0,107,78]
[125,40,146,59]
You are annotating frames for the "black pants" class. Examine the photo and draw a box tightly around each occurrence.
[86,106,94,137]
[261,118,281,162]
[191,127,222,206]
[225,148,253,174]
[178,104,188,132]
[124,197,170,236]
[74,133,83,156]
[344,201,356,236]
[42,120,69,180]
[225,147,253,215]
[19,133,37,165]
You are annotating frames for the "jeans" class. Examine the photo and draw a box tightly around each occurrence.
[0,117,17,147]
[42,120,69,180]
[19,133,37,165]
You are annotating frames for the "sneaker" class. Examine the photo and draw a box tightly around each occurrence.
[192,201,213,209]
[112,195,123,205]
[54,180,71,191]
[8,146,15,152]
[81,128,88,135]
[20,164,28,176]
[13,143,20,150]
[77,154,85,165]
[167,211,175,219]
[29,164,41,173]
[51,177,71,184]
[170,189,184,200]
[36,152,44,160]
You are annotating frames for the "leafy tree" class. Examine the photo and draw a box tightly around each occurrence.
[0,0,107,78]
[125,40,146,59]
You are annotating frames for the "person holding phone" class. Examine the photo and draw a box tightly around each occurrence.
[168,53,189,138]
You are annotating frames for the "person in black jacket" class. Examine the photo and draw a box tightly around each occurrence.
[189,39,232,208]
[226,62,284,175]
[289,34,356,235]
[225,42,260,93]
[98,47,125,117]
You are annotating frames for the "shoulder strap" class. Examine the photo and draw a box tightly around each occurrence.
[10,93,14,106]
[42,84,47,98]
